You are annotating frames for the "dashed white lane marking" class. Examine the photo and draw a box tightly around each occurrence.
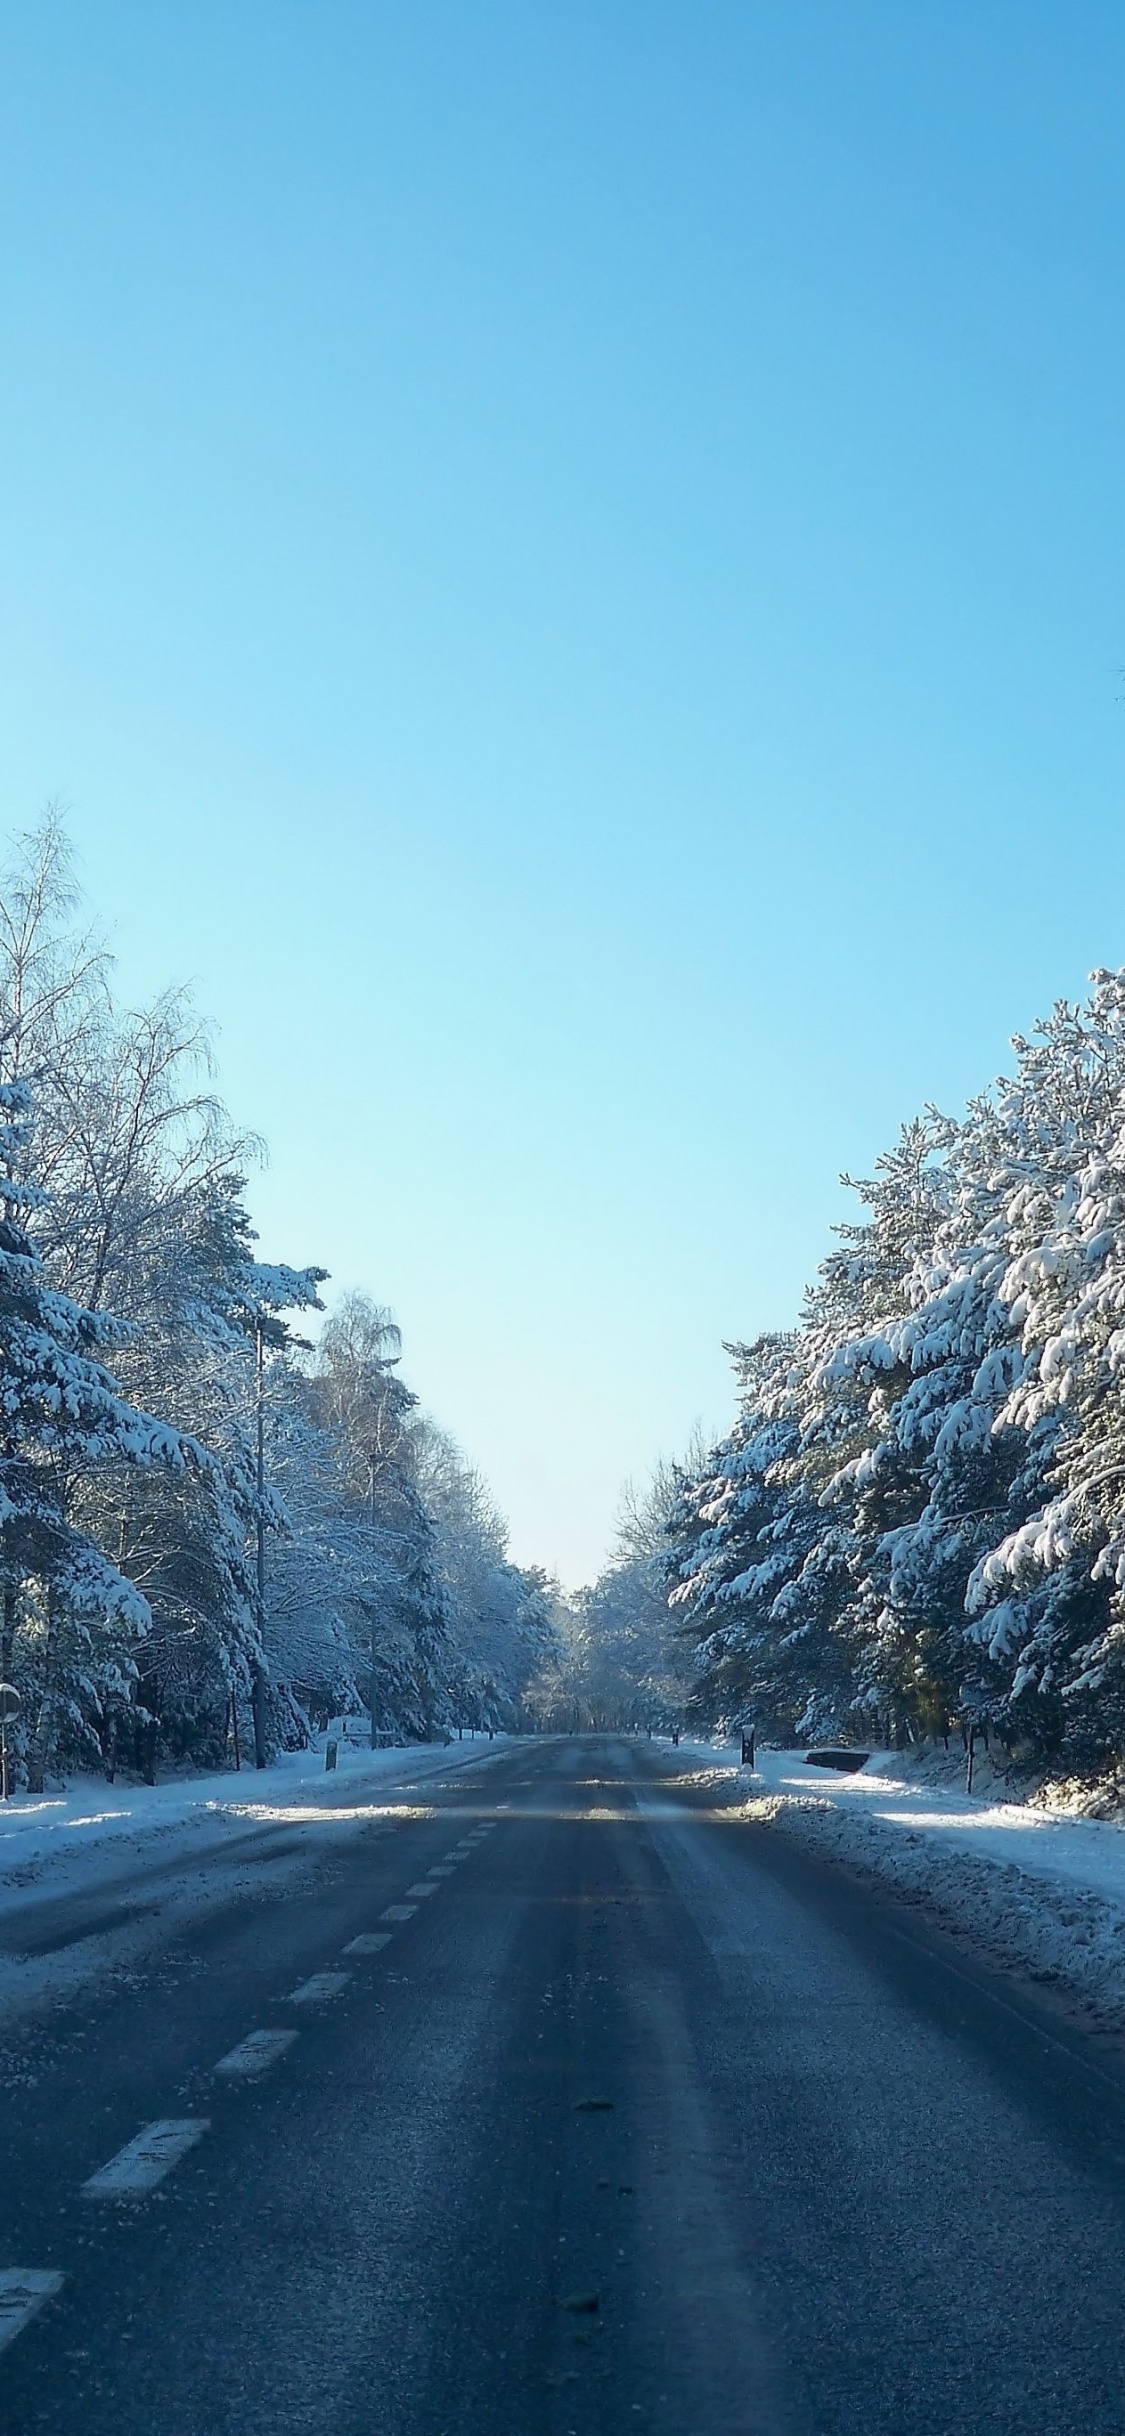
[286,1973,352,2007]
[380,1903,417,1923]
[427,1864,457,1877]
[404,1881,438,1898]
[448,1845,473,1858]
[343,1932,392,1956]
[83,2120,209,2199]
[214,2029,298,2078]
[0,2271,65,2356]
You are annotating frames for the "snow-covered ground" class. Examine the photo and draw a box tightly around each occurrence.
[0,1735,514,2029]
[0,1734,510,1890]
[667,1737,1125,2030]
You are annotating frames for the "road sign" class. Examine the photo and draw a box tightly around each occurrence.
[0,1684,20,1724]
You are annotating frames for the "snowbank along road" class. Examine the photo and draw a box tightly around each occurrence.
[4,1735,1125,2433]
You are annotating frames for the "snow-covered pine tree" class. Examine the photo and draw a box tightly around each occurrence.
[307,1294,455,1743]
[665,1332,855,1742]
[0,1079,207,1787]
[171,1180,326,1767]
[961,973,1125,1765]
[664,972,1125,1777]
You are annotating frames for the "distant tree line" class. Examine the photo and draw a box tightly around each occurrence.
[0,816,560,1788]
[662,970,1125,1780]
[535,1462,696,1732]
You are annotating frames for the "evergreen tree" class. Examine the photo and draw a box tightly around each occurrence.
[0,1079,206,1785]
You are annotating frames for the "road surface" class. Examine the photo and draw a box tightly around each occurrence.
[2,1735,1125,2434]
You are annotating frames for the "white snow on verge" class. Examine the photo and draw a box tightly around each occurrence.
[0,1736,511,1888]
[0,1736,514,2031]
[665,1739,1125,2028]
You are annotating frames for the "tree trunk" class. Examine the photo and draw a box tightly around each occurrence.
[0,1583,16,1685]
[25,1587,62,1794]
[252,1321,271,1768]
[251,1658,270,1771]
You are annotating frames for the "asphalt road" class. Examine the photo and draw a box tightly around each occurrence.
[3,1735,1125,2435]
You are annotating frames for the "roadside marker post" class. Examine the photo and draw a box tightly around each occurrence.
[741,1729,756,1768]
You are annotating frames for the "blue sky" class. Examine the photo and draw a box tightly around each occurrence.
[1,3,1124,1583]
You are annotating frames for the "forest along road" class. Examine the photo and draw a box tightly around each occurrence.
[4,1741,1125,2435]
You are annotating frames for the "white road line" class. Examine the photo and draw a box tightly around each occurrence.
[343,1932,392,1956]
[214,2029,298,2078]
[427,1864,457,1877]
[0,2271,65,2356]
[404,1881,438,1898]
[448,1845,473,1858]
[285,1973,352,2006]
[83,2120,209,2199]
[380,1902,417,1922]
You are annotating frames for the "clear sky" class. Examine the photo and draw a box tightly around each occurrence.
[1,3,1124,1585]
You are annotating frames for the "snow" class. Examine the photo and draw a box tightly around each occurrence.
[0,1734,514,2029]
[754,1743,1125,1903]
[666,1738,1125,2029]
[0,1735,507,1885]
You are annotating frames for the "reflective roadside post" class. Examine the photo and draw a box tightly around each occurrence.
[0,1683,20,1800]
[741,1727,756,1769]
